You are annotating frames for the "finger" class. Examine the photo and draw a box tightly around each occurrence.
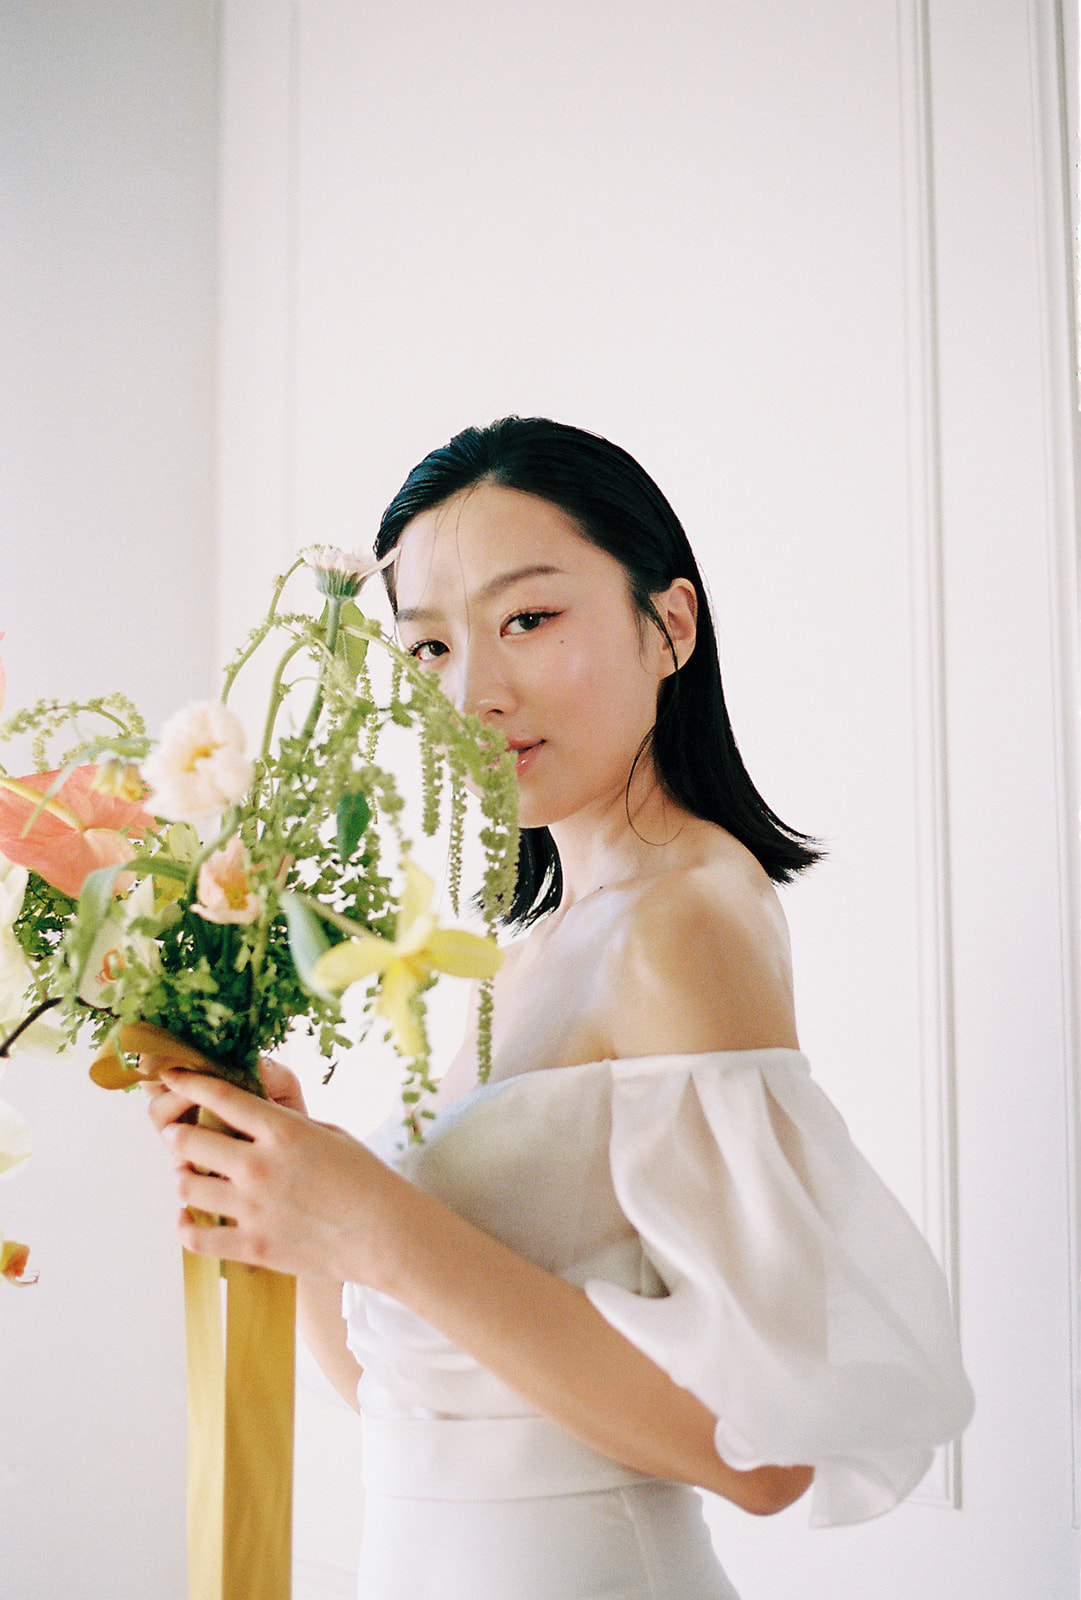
[162,1118,247,1177]
[160,1070,276,1138]
[177,1209,248,1260]
[174,1165,238,1220]
[146,1084,199,1135]
[256,1058,308,1114]
[255,1057,289,1093]
[139,1053,194,1082]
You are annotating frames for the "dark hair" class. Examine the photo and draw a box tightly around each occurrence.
[375,416,822,925]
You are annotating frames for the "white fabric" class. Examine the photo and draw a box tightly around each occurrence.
[361,1413,649,1498]
[355,1474,737,1600]
[343,1049,973,1545]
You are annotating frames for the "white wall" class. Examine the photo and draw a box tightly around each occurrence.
[0,5,219,1597]
[220,3,1081,1597]
[2,3,1079,1598]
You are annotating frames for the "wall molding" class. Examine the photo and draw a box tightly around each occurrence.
[1024,0,1081,1524]
[896,0,962,1510]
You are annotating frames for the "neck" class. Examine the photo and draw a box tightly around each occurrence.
[548,768,690,905]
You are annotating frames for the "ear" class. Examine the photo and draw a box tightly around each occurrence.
[654,578,697,678]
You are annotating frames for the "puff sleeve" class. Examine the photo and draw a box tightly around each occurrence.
[582,1051,974,1526]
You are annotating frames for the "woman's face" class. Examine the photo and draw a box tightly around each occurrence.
[392,482,681,833]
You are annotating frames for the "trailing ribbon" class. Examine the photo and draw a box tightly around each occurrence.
[184,1252,296,1600]
[92,1022,296,1600]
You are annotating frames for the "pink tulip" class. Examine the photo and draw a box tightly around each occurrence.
[0,767,155,899]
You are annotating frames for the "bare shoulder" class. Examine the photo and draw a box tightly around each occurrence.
[606,843,799,1058]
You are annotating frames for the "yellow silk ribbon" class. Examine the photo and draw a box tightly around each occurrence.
[184,1252,296,1600]
[92,1023,297,1600]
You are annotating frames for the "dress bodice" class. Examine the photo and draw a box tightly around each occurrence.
[343,1049,974,1527]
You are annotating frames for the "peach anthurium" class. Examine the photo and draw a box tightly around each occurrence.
[311,859,502,1058]
[0,766,155,899]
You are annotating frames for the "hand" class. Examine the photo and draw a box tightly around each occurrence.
[143,1054,308,1138]
[154,1069,402,1284]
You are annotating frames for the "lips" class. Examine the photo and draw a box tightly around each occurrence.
[508,740,542,774]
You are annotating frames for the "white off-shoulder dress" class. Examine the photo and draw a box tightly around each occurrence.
[342,1050,974,1600]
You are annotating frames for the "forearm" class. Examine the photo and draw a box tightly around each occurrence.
[158,1071,810,1514]
[351,1172,811,1514]
[297,1273,362,1413]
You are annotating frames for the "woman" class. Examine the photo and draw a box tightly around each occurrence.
[148,418,973,1599]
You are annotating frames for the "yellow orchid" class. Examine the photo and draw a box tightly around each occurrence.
[312,860,502,1058]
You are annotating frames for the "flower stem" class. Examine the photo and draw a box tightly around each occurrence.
[185,808,242,893]
[0,996,60,1058]
[259,637,310,767]
[246,906,272,1039]
[295,597,343,752]
[221,556,305,704]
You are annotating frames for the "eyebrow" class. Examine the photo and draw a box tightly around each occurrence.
[395,563,567,624]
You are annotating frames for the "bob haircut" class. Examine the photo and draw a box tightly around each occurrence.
[375,416,821,926]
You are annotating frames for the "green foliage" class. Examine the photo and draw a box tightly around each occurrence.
[12,874,75,985]
[0,693,146,774]
[0,563,519,1110]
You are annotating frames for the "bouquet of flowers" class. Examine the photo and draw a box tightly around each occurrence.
[0,549,519,1283]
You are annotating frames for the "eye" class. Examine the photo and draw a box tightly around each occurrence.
[407,638,449,664]
[504,610,557,635]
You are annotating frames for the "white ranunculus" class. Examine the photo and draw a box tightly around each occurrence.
[0,1095,32,1179]
[142,701,254,822]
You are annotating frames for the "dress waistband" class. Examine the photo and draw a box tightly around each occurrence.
[361,1412,652,1501]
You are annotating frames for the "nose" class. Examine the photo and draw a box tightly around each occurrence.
[448,635,514,719]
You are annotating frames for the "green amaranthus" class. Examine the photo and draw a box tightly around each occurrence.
[0,547,519,1125]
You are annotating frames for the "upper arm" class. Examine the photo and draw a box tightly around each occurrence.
[607,869,799,1059]
[297,1276,363,1413]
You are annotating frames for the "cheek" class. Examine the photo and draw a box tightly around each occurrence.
[536,613,655,734]
[542,642,616,730]
[553,644,596,695]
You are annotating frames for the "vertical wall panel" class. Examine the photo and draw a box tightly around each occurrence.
[0,4,219,1597]
[214,2,1080,1595]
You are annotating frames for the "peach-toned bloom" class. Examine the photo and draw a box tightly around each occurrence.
[301,545,390,599]
[193,835,260,925]
[1,1235,35,1284]
[142,701,254,822]
[0,767,155,899]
